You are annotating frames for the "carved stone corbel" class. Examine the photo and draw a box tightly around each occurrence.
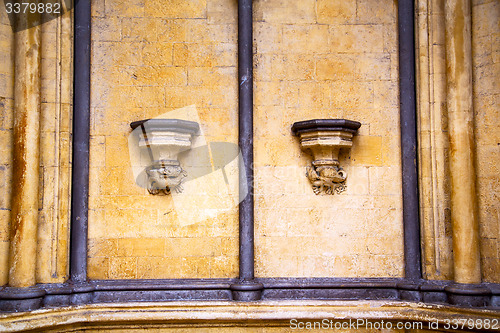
[292,119,361,195]
[130,119,199,195]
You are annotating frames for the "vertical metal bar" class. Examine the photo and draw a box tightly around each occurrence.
[398,0,422,281]
[231,0,263,301]
[238,0,254,281]
[70,0,91,283]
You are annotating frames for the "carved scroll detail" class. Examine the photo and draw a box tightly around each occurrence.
[306,163,347,195]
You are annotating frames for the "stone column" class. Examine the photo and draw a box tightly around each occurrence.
[36,8,73,284]
[444,0,481,284]
[9,12,42,288]
[415,0,453,280]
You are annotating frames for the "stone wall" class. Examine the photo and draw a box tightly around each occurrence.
[0,0,496,286]
[88,0,239,279]
[253,0,404,277]
[87,0,405,280]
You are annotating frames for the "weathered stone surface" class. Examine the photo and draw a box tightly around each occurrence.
[35,8,73,284]
[445,0,481,284]
[472,0,500,283]
[0,0,496,291]
[88,0,238,279]
[253,0,404,278]
[0,6,14,286]
[8,9,42,288]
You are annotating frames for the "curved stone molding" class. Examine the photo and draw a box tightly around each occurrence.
[1,300,499,332]
[130,119,199,195]
[292,119,361,195]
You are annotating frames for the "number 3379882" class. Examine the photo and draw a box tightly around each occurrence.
[5,2,61,14]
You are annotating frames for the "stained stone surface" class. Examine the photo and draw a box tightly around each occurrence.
[0,0,497,287]
[253,0,404,278]
[472,0,500,283]
[88,0,239,279]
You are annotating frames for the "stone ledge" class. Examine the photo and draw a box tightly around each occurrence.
[1,300,500,332]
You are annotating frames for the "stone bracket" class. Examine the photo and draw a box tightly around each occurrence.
[292,119,361,195]
[130,119,199,195]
